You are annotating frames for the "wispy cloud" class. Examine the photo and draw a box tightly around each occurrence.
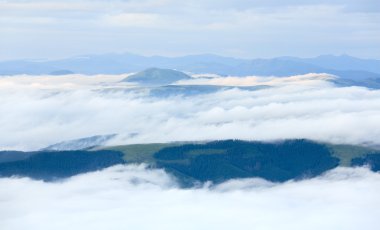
[102,13,164,28]
[177,73,335,87]
[0,0,379,59]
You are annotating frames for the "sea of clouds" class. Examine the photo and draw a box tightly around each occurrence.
[0,165,379,230]
[1,74,380,229]
[0,74,380,150]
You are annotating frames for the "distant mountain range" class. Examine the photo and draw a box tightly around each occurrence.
[1,53,379,78]
[2,53,380,88]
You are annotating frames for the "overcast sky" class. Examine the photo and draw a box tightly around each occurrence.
[0,0,379,60]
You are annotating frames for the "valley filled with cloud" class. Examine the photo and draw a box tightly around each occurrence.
[1,74,380,150]
[1,164,379,230]
[1,0,380,229]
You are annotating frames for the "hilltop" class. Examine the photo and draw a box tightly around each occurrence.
[123,68,191,85]
[1,139,379,186]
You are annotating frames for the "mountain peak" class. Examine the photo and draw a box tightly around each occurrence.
[123,68,191,85]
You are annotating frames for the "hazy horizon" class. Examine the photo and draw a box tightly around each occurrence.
[0,0,379,60]
[1,1,380,229]
[1,52,379,62]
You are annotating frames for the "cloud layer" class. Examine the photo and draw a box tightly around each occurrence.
[0,165,379,230]
[1,74,380,150]
[1,74,380,229]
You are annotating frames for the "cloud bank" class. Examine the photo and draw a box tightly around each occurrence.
[1,74,380,150]
[1,74,379,230]
[178,73,335,87]
[0,165,379,230]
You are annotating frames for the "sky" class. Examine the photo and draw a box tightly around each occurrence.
[0,0,379,60]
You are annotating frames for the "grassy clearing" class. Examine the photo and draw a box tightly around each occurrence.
[98,140,380,167]
[327,144,378,166]
[99,142,191,163]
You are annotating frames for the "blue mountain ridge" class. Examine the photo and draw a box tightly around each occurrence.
[1,53,379,77]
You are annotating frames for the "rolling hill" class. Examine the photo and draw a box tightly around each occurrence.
[1,139,379,186]
[123,68,192,85]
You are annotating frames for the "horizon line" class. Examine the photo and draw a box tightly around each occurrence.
[1,52,379,62]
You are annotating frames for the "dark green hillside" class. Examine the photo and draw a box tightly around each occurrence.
[0,151,33,163]
[153,140,339,183]
[101,142,184,163]
[1,139,379,185]
[0,150,124,181]
[352,154,380,171]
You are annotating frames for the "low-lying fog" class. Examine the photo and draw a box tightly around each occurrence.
[1,73,379,150]
[1,74,380,229]
[1,165,379,230]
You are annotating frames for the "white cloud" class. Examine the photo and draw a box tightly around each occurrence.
[0,165,379,230]
[0,74,380,150]
[102,13,163,28]
[177,73,336,87]
[1,73,379,229]
[0,2,88,11]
